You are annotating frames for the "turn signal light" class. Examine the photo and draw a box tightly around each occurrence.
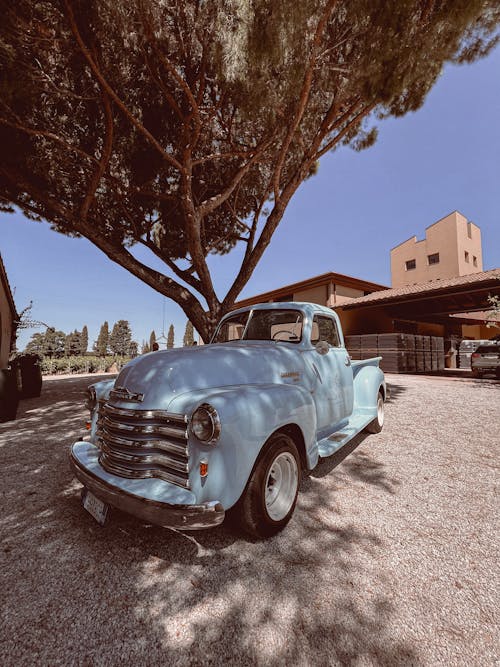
[200,459,208,478]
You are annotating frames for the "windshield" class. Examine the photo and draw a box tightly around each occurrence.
[213,309,303,344]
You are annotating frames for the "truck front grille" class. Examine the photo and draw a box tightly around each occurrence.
[97,403,190,489]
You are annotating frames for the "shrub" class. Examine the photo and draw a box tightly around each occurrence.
[40,355,131,375]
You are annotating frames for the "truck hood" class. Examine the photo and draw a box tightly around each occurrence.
[112,343,304,411]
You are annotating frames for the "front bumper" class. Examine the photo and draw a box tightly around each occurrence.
[70,442,225,530]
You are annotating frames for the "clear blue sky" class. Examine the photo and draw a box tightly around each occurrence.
[3,46,500,351]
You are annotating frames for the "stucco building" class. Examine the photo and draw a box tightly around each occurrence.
[232,211,499,356]
[0,253,17,368]
[234,271,387,312]
[391,211,483,288]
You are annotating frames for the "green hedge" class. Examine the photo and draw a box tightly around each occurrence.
[40,356,132,376]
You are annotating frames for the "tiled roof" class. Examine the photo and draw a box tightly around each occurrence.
[0,252,18,318]
[338,268,500,310]
[235,270,387,309]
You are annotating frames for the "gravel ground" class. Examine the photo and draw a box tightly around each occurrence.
[0,372,498,666]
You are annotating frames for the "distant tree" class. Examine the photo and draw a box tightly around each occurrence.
[128,340,139,357]
[94,321,109,357]
[167,324,175,350]
[24,332,45,356]
[141,340,150,354]
[149,330,157,351]
[1,1,498,342]
[43,327,66,358]
[80,325,88,355]
[65,329,82,357]
[109,320,133,356]
[183,321,195,347]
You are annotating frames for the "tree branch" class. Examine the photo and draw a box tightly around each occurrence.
[63,0,184,173]
[0,116,98,165]
[1,166,210,336]
[314,103,375,161]
[139,237,201,291]
[271,0,339,197]
[81,88,114,221]
[198,139,273,219]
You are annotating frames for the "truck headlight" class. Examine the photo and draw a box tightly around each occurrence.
[191,404,221,444]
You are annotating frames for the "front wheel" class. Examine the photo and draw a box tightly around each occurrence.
[238,433,301,539]
[365,390,384,434]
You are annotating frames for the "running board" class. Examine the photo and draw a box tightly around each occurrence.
[317,412,374,458]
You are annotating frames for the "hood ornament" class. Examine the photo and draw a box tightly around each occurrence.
[109,386,144,402]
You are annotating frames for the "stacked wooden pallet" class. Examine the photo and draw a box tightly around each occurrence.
[345,333,445,374]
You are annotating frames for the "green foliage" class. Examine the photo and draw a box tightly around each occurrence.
[40,355,126,375]
[94,321,109,357]
[80,325,88,355]
[65,329,82,357]
[486,294,500,328]
[141,340,150,354]
[167,324,175,350]
[25,332,45,356]
[149,330,157,350]
[183,321,195,347]
[109,319,133,356]
[1,1,499,339]
[42,327,66,358]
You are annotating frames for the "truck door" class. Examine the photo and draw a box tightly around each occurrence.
[307,314,354,435]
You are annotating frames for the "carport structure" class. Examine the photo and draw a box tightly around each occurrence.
[336,268,500,339]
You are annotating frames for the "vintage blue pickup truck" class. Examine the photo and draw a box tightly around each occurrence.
[70,302,385,538]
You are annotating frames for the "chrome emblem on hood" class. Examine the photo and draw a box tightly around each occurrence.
[109,386,145,402]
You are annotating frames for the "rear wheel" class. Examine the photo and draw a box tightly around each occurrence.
[365,390,384,434]
[238,432,301,539]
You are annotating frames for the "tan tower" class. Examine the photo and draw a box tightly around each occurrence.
[391,211,483,288]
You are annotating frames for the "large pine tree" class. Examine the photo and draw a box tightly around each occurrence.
[1,2,498,339]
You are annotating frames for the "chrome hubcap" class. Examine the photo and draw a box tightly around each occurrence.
[377,396,384,426]
[265,451,298,521]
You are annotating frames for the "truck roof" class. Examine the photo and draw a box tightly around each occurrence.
[228,301,335,318]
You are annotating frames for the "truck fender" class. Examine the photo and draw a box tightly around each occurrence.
[352,364,385,412]
[168,383,317,510]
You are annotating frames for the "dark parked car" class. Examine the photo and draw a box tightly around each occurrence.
[471,343,500,378]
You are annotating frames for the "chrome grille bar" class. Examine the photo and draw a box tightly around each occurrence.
[99,454,189,488]
[99,442,189,473]
[99,415,187,440]
[96,429,188,457]
[97,402,190,488]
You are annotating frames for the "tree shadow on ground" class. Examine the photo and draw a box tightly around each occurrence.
[0,376,417,666]
[385,380,408,403]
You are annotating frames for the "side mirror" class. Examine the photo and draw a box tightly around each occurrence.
[315,340,330,355]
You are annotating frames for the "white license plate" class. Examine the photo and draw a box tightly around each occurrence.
[82,489,109,525]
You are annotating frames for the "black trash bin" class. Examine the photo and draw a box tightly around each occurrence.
[18,354,43,398]
[0,368,19,422]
